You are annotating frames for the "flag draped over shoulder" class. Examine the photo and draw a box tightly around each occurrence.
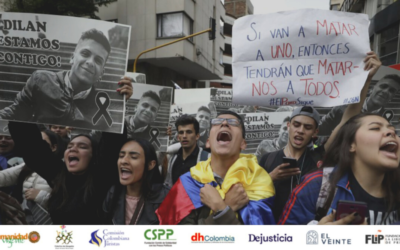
[156,154,275,225]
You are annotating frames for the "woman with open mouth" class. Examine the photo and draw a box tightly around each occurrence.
[6,78,133,225]
[279,113,400,225]
[102,138,168,225]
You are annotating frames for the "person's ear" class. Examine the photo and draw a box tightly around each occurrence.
[69,55,74,64]
[313,128,319,138]
[205,138,210,149]
[240,139,247,151]
[196,133,200,141]
[349,142,356,153]
[148,160,156,171]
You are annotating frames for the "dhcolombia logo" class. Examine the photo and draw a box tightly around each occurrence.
[249,234,293,244]
[191,233,235,243]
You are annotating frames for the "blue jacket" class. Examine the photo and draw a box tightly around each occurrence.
[278,169,354,225]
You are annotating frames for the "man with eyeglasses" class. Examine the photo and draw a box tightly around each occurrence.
[259,52,382,223]
[157,111,275,225]
[125,90,161,142]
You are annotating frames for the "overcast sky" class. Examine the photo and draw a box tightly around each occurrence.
[250,0,330,14]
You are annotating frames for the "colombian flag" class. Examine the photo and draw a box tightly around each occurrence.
[156,154,275,225]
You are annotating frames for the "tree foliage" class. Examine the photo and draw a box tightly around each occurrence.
[2,0,113,19]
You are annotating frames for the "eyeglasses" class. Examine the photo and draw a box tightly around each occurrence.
[211,118,241,127]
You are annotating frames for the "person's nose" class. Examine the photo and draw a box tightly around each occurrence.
[385,129,396,138]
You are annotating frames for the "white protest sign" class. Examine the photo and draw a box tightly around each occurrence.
[232,9,370,107]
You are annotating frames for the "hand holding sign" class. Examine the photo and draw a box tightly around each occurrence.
[232,9,370,107]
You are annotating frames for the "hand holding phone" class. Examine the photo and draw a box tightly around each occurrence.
[282,157,297,169]
[335,200,367,225]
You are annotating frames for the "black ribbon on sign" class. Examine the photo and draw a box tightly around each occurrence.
[149,128,161,148]
[92,91,113,127]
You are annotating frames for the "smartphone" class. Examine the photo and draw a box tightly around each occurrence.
[282,157,297,169]
[335,200,367,225]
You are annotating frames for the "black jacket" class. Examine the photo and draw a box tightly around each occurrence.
[103,184,169,225]
[8,121,124,225]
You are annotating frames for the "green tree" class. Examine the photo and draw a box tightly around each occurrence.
[2,0,113,19]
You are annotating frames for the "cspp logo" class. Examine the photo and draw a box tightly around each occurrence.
[306,230,318,245]
[366,230,384,244]
[191,233,235,243]
[249,234,293,244]
[55,225,74,249]
[89,230,103,247]
[144,229,175,241]
[144,229,176,247]
[89,229,129,247]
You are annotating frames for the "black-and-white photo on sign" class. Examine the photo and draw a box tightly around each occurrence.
[0,13,131,133]
[0,120,10,136]
[125,83,172,151]
[316,66,400,136]
[169,102,217,148]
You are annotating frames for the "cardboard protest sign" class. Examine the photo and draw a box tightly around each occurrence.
[232,9,370,107]
[316,66,400,136]
[0,13,131,133]
[126,83,172,151]
[169,102,214,148]
[210,88,258,113]
[240,112,292,159]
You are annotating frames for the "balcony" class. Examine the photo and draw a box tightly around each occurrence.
[340,0,365,13]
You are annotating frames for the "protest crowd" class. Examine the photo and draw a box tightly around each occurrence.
[0,11,400,227]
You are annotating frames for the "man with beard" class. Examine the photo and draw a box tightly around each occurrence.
[125,90,161,144]
[164,115,209,187]
[255,116,290,162]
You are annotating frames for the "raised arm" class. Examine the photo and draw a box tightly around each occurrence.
[324,52,381,151]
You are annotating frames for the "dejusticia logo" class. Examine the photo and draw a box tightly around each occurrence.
[249,233,293,244]
[89,230,103,247]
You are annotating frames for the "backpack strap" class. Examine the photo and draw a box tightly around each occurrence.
[199,149,210,162]
[314,167,334,221]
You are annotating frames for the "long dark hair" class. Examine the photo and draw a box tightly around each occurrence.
[123,138,162,196]
[109,138,162,212]
[321,113,400,216]
[50,134,98,210]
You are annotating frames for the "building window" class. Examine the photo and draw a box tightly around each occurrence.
[331,4,339,11]
[157,12,193,40]
[219,49,224,65]
[94,0,116,3]
[377,0,396,12]
[379,22,399,66]
[220,18,225,36]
